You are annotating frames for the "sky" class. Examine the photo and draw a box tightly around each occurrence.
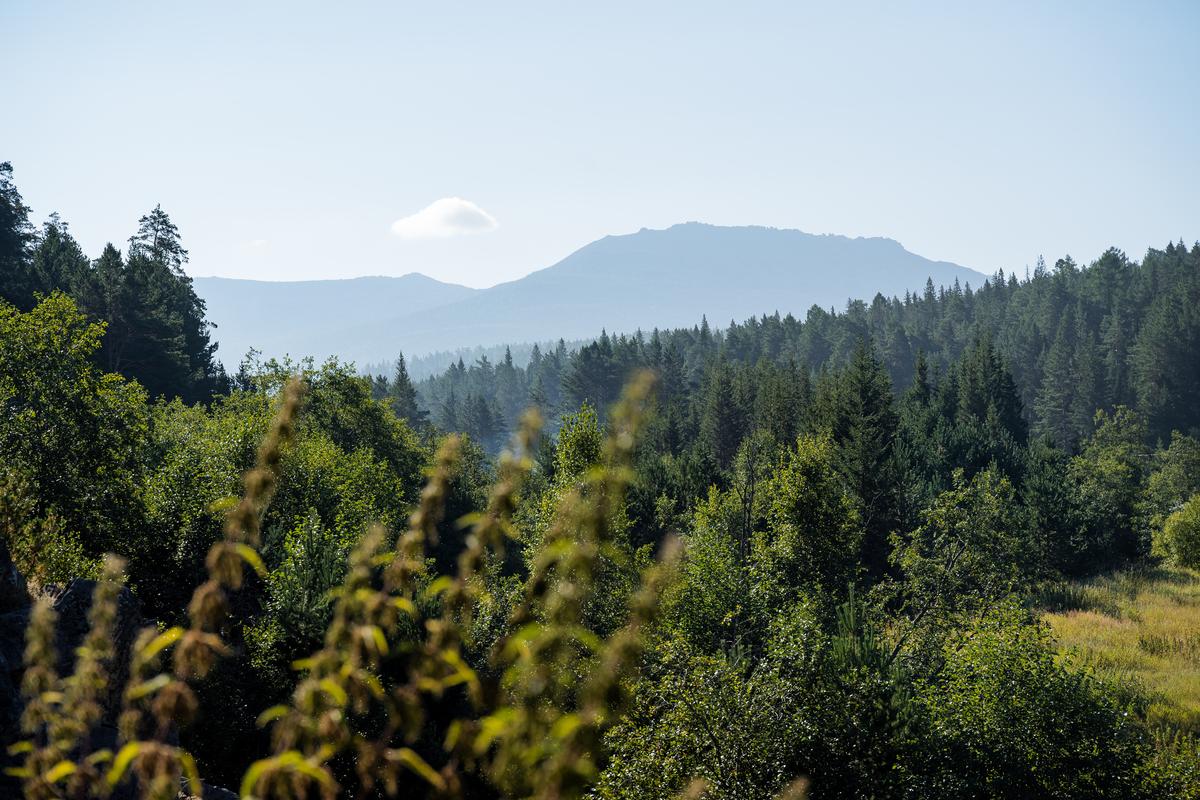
[3,1,1198,288]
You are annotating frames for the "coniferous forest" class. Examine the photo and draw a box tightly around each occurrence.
[3,148,1200,800]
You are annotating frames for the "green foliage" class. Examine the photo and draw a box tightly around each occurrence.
[1162,495,1200,569]
[921,604,1152,799]
[662,485,761,653]
[893,467,1036,630]
[0,472,97,585]
[800,597,924,799]
[818,339,899,578]
[598,641,802,800]
[3,166,1199,798]
[1148,433,1200,531]
[134,360,421,620]
[0,162,37,310]
[0,294,148,570]
[247,511,348,686]
[1069,407,1152,567]
[764,435,861,597]
[554,402,603,479]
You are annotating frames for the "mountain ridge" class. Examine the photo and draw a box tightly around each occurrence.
[197,223,984,367]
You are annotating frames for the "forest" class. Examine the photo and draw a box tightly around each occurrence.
[2,157,1200,799]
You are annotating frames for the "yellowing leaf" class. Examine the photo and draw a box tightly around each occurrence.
[318,678,348,706]
[44,760,76,784]
[392,747,446,790]
[234,543,267,578]
[140,627,184,661]
[106,742,141,787]
[255,705,289,728]
[127,673,172,700]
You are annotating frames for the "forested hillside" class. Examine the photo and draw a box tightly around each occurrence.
[412,242,1200,451]
[0,163,225,403]
[2,160,1200,798]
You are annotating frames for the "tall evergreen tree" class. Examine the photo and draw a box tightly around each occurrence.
[387,352,426,426]
[1035,319,1076,448]
[123,205,224,400]
[826,338,899,578]
[439,386,460,432]
[31,215,91,302]
[0,162,36,309]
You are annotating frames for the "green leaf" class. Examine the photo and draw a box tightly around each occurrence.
[423,575,454,599]
[363,625,389,656]
[180,750,202,796]
[318,678,348,706]
[107,742,141,787]
[392,597,417,616]
[234,543,268,578]
[127,673,172,700]
[44,759,76,784]
[551,712,583,741]
[255,705,289,728]
[141,626,184,661]
[392,747,446,790]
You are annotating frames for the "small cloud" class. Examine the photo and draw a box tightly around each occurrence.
[248,239,268,248]
[391,197,499,239]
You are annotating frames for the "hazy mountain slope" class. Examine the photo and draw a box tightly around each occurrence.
[288,223,983,365]
[194,274,476,366]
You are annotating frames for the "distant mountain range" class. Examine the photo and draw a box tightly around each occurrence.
[194,273,476,369]
[195,223,983,368]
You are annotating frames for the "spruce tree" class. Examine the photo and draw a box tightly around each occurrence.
[827,338,899,578]
[31,214,91,301]
[0,162,36,309]
[1034,319,1076,448]
[125,205,223,400]
[387,352,426,426]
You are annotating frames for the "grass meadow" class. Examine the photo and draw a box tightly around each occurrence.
[1038,565,1200,734]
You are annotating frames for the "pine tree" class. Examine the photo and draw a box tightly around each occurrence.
[827,339,899,578]
[1100,306,1128,408]
[439,386,461,432]
[1070,328,1103,440]
[659,341,687,404]
[91,244,132,374]
[496,345,524,422]
[529,372,548,411]
[0,162,36,309]
[31,214,91,301]
[124,205,223,400]
[128,204,189,273]
[698,357,746,468]
[1034,319,1076,448]
[387,352,426,426]
[1132,289,1200,440]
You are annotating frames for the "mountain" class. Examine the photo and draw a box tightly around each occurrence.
[197,223,984,367]
[194,273,476,367]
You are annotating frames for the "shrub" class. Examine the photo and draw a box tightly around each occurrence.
[1162,494,1200,569]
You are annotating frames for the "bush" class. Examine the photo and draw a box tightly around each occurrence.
[1162,494,1200,569]
[0,471,97,586]
[920,604,1152,799]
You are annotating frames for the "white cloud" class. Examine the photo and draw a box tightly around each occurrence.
[390,197,499,239]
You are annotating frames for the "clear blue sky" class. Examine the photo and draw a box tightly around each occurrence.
[3,1,1198,288]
